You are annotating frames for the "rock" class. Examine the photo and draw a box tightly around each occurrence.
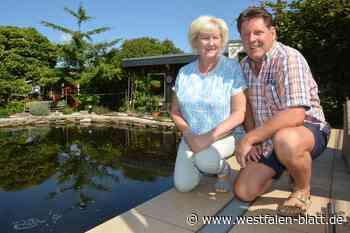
[9,112,32,118]
[80,118,92,123]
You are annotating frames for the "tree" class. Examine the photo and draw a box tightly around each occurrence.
[42,3,121,84]
[0,26,58,105]
[120,37,183,59]
[264,0,350,126]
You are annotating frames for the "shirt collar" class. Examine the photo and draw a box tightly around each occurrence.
[245,40,278,65]
[265,41,279,61]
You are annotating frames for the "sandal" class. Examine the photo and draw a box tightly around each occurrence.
[215,167,234,193]
[276,190,311,217]
[214,177,232,193]
[214,161,233,193]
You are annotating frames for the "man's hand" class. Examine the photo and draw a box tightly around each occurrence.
[246,144,263,163]
[235,137,255,168]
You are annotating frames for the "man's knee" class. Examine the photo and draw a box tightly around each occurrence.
[234,164,275,202]
[273,128,302,162]
[233,179,258,202]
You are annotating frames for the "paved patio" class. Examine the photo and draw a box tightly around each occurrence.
[87,129,349,233]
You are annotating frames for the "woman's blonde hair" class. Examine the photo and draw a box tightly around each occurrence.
[188,15,229,53]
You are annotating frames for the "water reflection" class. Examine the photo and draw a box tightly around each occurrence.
[0,125,178,233]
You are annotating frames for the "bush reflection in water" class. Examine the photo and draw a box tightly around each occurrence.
[0,125,178,233]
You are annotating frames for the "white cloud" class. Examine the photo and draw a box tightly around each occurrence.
[60,33,72,43]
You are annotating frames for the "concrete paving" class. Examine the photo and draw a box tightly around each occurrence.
[87,129,350,233]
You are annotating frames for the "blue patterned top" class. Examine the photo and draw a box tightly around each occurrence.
[175,55,247,135]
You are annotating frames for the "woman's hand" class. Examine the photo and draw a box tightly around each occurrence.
[184,131,213,154]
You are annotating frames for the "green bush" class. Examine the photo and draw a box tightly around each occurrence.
[92,106,111,115]
[147,95,161,112]
[6,101,25,114]
[0,108,8,118]
[0,101,25,117]
[320,95,342,128]
[118,97,129,112]
[29,101,49,116]
[63,107,75,115]
[75,94,101,110]
[56,100,67,109]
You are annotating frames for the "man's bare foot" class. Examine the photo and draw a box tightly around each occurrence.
[277,189,311,217]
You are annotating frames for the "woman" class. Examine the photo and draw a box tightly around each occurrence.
[171,15,247,193]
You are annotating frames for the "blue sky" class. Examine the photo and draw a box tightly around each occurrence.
[1,0,262,52]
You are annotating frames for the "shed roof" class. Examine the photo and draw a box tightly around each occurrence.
[122,53,197,68]
[121,40,243,68]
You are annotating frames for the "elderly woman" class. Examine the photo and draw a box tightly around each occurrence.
[171,15,247,192]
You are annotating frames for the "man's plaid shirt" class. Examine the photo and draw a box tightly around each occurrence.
[241,42,329,157]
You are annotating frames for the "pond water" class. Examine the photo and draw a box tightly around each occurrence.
[0,125,178,233]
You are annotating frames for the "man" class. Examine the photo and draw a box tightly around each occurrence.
[233,7,330,217]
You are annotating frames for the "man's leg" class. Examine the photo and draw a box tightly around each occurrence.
[233,162,276,202]
[273,126,315,210]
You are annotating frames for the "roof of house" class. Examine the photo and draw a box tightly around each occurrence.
[121,40,243,68]
[122,53,198,68]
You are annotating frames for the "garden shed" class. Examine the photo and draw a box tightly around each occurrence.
[121,40,244,113]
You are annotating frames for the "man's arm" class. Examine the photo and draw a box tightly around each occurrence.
[245,107,305,145]
[236,107,305,167]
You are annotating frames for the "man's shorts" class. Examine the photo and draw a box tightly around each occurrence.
[259,122,330,179]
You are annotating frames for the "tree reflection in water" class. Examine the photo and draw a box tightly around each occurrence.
[0,125,178,233]
[0,127,58,191]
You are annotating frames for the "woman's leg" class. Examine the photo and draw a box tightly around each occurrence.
[194,135,235,174]
[193,135,235,192]
[173,139,202,192]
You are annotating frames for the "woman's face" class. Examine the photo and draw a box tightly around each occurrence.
[195,27,222,60]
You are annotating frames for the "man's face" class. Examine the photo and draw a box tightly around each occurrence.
[240,17,276,62]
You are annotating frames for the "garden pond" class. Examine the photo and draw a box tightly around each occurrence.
[0,124,178,233]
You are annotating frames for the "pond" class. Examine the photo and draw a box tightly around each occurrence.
[0,125,178,233]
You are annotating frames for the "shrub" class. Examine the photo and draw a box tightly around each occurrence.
[0,108,8,118]
[63,107,75,115]
[6,101,25,114]
[118,97,129,112]
[92,106,111,115]
[147,95,161,112]
[75,94,100,110]
[56,100,67,109]
[29,101,49,116]
[0,101,25,117]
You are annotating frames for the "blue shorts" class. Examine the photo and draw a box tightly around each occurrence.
[259,123,330,179]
